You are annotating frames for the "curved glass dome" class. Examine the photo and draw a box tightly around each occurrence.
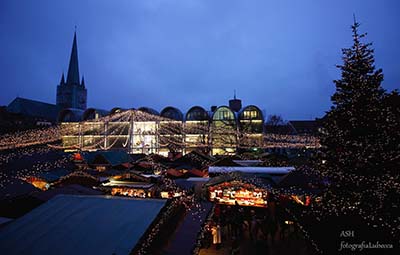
[239,105,263,121]
[186,106,209,121]
[212,106,236,121]
[110,107,127,115]
[160,106,183,121]
[238,105,264,133]
[138,107,159,116]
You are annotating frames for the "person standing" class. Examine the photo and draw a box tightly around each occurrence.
[203,222,212,248]
[211,223,222,249]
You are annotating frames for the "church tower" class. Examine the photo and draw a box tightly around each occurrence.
[56,31,87,110]
[229,90,242,112]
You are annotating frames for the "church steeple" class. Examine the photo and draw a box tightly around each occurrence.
[60,73,65,85]
[66,31,80,85]
[56,29,87,111]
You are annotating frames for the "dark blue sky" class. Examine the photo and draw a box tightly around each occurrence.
[1,0,399,120]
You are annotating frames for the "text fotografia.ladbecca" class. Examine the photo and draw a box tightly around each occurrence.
[339,241,393,251]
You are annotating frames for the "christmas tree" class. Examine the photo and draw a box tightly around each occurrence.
[315,17,400,238]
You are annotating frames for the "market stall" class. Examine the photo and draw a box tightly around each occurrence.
[208,180,268,207]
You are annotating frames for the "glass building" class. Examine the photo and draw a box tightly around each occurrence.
[60,104,267,156]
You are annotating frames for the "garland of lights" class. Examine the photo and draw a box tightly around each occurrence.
[0,109,320,152]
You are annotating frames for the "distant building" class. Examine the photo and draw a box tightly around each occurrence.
[264,123,293,135]
[5,31,88,124]
[56,32,87,110]
[59,100,322,156]
[7,97,60,122]
[0,105,42,133]
[60,96,267,156]
[288,120,321,135]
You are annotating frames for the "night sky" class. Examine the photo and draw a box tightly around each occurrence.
[1,0,399,120]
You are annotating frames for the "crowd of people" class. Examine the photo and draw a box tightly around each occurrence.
[201,199,298,254]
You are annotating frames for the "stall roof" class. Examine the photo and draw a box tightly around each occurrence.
[205,174,234,187]
[83,150,132,167]
[31,184,103,201]
[166,169,185,178]
[34,168,71,182]
[232,160,263,166]
[186,177,210,182]
[171,151,215,169]
[187,169,207,178]
[208,166,295,175]
[205,172,275,188]
[102,181,154,189]
[0,195,166,255]
[211,157,241,167]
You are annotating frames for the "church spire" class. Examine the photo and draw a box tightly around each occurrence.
[81,76,85,87]
[60,72,65,85]
[66,31,80,85]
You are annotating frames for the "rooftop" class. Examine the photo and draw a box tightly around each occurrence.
[7,97,60,122]
[0,195,166,255]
